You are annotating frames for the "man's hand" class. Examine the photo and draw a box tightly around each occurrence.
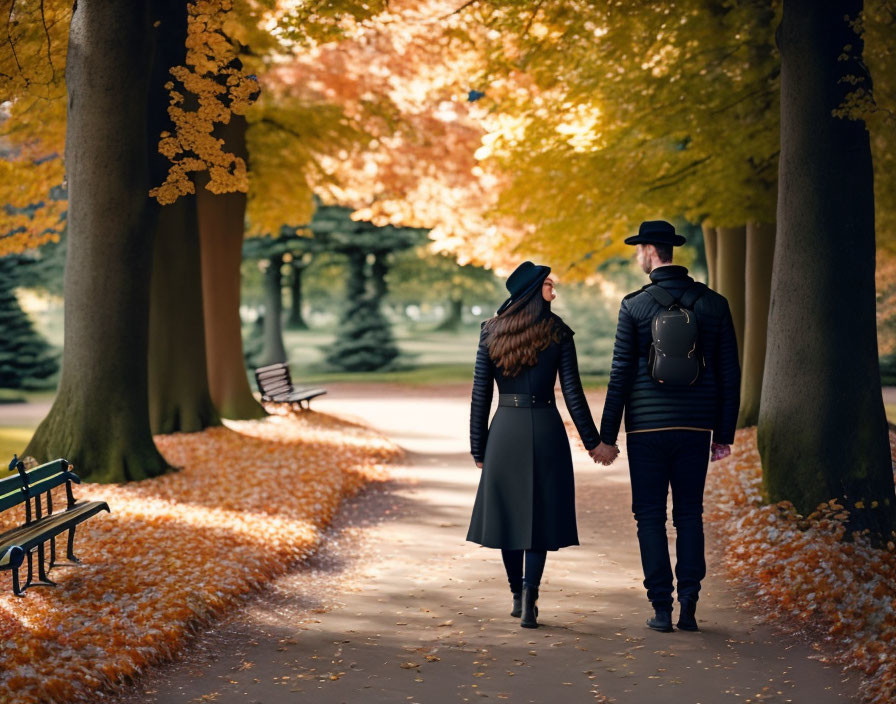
[590,442,619,466]
[710,443,730,462]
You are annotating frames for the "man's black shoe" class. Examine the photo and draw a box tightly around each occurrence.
[646,609,673,632]
[676,599,699,631]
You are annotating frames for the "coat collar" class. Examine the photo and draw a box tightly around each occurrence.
[649,264,690,283]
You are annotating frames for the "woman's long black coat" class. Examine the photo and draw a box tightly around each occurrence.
[466,314,601,551]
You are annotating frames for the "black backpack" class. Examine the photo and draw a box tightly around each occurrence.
[643,282,707,386]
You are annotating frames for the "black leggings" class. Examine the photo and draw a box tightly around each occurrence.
[501,549,547,592]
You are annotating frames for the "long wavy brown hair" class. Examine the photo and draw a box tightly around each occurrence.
[484,292,561,377]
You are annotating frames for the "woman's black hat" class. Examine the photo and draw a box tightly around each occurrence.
[496,261,551,315]
[624,220,686,247]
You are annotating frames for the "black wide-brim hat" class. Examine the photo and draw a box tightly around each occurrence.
[496,260,551,315]
[624,220,686,247]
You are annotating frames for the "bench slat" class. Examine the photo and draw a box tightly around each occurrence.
[0,500,110,565]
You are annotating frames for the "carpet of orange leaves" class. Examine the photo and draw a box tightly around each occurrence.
[705,427,896,704]
[0,410,400,704]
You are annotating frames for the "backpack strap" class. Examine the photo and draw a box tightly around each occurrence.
[643,284,676,308]
[678,281,708,309]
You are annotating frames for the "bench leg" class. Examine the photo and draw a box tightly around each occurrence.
[12,567,25,597]
[33,544,56,587]
[67,527,81,564]
[49,536,57,569]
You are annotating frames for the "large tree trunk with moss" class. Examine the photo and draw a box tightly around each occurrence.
[737,222,775,427]
[702,226,718,289]
[195,115,266,419]
[286,261,309,330]
[25,0,171,482]
[148,195,221,434]
[759,0,895,536]
[714,226,747,366]
[260,254,287,366]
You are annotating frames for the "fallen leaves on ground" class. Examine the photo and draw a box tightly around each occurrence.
[0,410,400,704]
[705,427,896,704]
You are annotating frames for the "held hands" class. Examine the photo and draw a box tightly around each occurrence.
[590,441,619,466]
[710,442,731,462]
[475,461,483,468]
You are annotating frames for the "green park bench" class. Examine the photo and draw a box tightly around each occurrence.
[254,362,327,410]
[0,455,110,596]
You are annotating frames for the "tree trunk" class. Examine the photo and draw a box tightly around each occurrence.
[25,0,171,482]
[286,261,309,330]
[714,226,747,367]
[195,115,266,419]
[435,295,464,331]
[702,225,718,289]
[147,194,221,434]
[370,253,389,303]
[737,222,775,428]
[759,0,895,535]
[260,254,287,366]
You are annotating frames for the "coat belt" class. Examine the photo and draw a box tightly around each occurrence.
[498,393,555,408]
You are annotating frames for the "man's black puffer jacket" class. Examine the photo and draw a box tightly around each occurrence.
[470,313,600,462]
[599,265,741,446]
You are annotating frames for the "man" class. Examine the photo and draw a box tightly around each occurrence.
[592,220,741,633]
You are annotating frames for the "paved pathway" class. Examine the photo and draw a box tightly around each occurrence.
[99,384,856,703]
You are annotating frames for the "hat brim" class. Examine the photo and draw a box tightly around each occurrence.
[496,265,551,315]
[624,234,687,246]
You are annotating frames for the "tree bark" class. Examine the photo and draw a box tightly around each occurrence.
[25,0,171,482]
[147,194,221,434]
[260,254,287,366]
[370,253,389,302]
[286,261,309,330]
[435,295,464,331]
[714,226,747,367]
[195,115,266,419]
[702,225,718,289]
[759,0,895,535]
[737,222,775,428]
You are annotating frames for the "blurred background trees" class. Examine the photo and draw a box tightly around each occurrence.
[0,0,894,535]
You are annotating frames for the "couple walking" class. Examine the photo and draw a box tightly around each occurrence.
[466,220,741,631]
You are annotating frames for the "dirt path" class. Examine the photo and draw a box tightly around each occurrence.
[101,384,856,704]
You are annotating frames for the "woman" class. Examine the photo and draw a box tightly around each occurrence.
[467,260,603,629]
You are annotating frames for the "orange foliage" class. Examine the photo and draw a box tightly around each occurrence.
[705,427,896,703]
[0,411,399,703]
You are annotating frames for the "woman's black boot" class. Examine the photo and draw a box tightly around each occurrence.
[520,586,539,628]
[511,591,522,617]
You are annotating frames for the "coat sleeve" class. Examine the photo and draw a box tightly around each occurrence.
[470,324,495,463]
[599,300,638,445]
[713,300,741,445]
[558,334,601,451]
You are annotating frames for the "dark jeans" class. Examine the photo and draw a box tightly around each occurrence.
[626,429,711,611]
[501,549,547,592]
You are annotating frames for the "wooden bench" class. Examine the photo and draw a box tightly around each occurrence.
[254,362,327,410]
[0,455,110,596]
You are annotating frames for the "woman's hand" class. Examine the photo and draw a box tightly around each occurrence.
[590,442,619,465]
[476,461,483,468]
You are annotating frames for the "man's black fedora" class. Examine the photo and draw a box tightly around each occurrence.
[496,260,551,315]
[624,220,686,247]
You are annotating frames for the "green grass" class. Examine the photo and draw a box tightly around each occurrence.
[0,427,34,462]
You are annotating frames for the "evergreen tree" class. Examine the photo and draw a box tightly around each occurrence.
[311,205,426,371]
[0,256,58,390]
